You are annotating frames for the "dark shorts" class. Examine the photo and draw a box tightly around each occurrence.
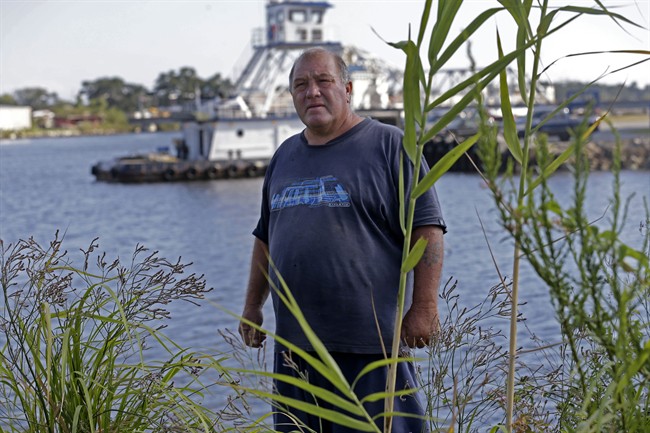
[273,351,429,433]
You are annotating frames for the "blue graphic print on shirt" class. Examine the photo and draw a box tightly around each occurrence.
[271,175,351,211]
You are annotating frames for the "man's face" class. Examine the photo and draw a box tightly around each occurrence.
[290,52,351,132]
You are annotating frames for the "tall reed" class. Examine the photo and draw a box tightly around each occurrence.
[225,1,649,432]
[479,124,650,431]
[393,2,647,431]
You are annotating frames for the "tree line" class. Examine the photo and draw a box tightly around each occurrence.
[0,66,234,115]
[1,66,647,118]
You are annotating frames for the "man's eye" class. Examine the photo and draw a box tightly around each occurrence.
[294,82,306,88]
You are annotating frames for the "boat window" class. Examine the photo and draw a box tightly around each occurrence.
[312,29,322,41]
[311,10,323,24]
[237,129,244,137]
[289,9,307,23]
[296,28,307,41]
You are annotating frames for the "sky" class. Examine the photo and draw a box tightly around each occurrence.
[1,0,649,101]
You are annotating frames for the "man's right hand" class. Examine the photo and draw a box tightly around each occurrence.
[239,307,266,348]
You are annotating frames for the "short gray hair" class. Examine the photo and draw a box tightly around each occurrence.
[289,47,350,92]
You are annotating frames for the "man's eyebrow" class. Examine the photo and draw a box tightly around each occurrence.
[292,73,334,83]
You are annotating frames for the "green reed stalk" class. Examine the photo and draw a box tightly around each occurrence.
[504,1,545,427]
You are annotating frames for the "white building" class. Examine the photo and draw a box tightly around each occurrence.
[0,106,32,131]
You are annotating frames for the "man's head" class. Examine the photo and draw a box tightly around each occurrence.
[289,47,350,90]
[288,47,355,139]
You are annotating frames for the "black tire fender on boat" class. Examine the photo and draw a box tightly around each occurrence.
[226,165,240,178]
[206,166,220,179]
[184,167,198,180]
[162,168,176,181]
[245,164,259,178]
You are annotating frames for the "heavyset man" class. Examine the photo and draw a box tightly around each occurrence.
[239,47,446,432]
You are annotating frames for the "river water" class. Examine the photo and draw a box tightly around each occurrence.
[1,131,648,425]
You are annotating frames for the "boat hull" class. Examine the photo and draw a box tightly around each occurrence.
[91,156,268,183]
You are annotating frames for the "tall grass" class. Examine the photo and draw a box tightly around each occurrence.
[0,233,232,432]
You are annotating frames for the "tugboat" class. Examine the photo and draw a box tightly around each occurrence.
[91,0,404,183]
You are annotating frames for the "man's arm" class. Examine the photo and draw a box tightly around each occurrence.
[239,237,270,347]
[401,225,444,348]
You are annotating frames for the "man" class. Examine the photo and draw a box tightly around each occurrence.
[239,47,446,432]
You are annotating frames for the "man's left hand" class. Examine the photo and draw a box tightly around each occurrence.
[401,305,440,348]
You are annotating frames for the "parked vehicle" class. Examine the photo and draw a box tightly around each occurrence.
[516,106,595,141]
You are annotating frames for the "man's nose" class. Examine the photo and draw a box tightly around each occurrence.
[306,81,321,97]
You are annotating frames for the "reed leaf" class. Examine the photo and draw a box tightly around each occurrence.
[539,49,650,78]
[230,306,354,399]
[430,7,502,77]
[420,105,470,144]
[351,356,418,390]
[415,0,433,48]
[428,0,463,66]
[525,141,578,196]
[514,1,532,105]
[402,237,428,273]
[412,132,480,199]
[496,30,523,164]
[497,0,533,38]
[237,387,380,432]
[231,368,366,416]
[423,33,540,141]
[557,5,643,28]
[399,152,406,235]
[401,39,422,163]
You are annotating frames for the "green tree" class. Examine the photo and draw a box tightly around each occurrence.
[154,67,201,107]
[201,72,234,100]
[153,67,233,107]
[78,77,147,113]
[0,93,17,105]
[13,87,59,108]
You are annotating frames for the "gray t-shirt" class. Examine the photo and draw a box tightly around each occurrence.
[253,118,446,353]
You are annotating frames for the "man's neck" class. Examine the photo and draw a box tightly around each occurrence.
[305,113,363,146]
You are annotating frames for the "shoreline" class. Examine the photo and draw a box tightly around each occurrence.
[3,116,648,171]
[2,113,648,140]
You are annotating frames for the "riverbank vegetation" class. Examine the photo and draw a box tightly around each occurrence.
[0,68,233,139]
[1,1,648,432]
